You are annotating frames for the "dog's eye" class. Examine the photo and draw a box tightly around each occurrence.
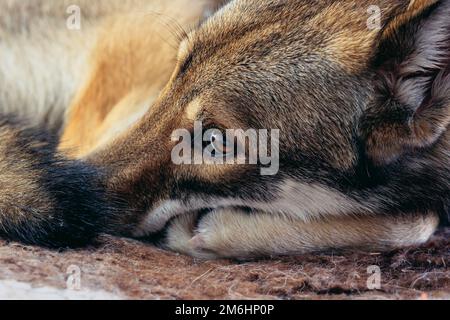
[205,129,233,157]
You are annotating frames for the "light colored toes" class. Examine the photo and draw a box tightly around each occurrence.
[192,208,318,259]
[191,209,273,260]
[188,234,206,248]
[162,212,222,260]
[161,212,197,255]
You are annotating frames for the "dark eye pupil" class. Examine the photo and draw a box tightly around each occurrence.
[211,133,228,155]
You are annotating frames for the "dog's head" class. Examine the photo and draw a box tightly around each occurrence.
[92,0,450,235]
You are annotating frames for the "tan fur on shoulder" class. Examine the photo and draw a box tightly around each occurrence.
[59,0,212,157]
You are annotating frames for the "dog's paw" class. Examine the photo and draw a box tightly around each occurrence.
[161,209,260,259]
[188,209,257,260]
[161,211,223,260]
[164,209,288,260]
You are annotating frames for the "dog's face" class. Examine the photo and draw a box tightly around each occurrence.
[91,0,449,235]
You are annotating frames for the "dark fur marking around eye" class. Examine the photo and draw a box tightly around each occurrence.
[179,53,194,74]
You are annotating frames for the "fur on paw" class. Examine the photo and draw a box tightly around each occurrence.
[161,211,224,260]
[163,209,287,260]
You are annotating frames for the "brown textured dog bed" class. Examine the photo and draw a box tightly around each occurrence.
[0,228,448,300]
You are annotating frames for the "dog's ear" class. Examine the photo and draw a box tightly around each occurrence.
[360,0,450,165]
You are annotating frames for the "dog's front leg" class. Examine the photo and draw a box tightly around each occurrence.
[164,209,439,260]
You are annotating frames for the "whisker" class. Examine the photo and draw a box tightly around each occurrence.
[142,11,189,43]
